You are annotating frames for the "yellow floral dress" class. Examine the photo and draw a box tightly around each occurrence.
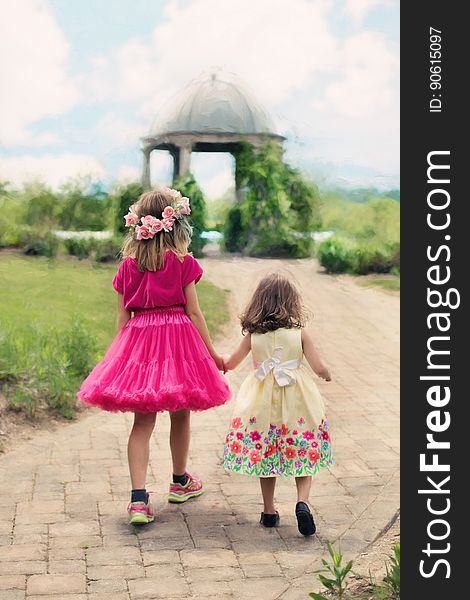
[223,328,333,477]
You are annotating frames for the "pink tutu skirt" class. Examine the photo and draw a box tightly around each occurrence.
[77,306,231,413]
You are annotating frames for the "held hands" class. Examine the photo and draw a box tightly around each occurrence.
[317,367,332,382]
[212,353,225,372]
[212,353,231,373]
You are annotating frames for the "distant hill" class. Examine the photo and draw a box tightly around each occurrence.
[319,185,400,203]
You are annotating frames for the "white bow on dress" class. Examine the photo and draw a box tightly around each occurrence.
[254,346,301,387]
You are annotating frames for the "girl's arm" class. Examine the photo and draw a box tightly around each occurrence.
[117,293,131,331]
[224,334,251,371]
[301,330,331,381]
[184,281,224,370]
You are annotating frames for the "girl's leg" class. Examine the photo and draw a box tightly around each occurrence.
[127,412,157,489]
[259,477,277,514]
[295,475,312,503]
[169,409,191,476]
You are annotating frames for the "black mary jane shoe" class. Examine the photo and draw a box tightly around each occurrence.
[260,511,280,528]
[295,501,316,536]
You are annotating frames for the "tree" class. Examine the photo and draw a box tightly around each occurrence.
[173,173,207,257]
[228,142,321,257]
[112,182,144,235]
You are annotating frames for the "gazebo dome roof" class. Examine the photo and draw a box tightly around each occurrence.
[149,70,278,137]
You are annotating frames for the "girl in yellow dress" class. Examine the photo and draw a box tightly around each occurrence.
[222,273,332,536]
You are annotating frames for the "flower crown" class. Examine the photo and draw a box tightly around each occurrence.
[124,187,191,240]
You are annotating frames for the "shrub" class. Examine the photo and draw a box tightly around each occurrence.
[0,224,35,248]
[23,231,59,258]
[63,237,95,259]
[224,206,247,253]
[112,182,144,235]
[229,142,320,258]
[92,237,122,263]
[317,236,399,275]
[317,237,352,273]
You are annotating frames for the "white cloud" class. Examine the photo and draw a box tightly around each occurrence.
[84,0,338,116]
[0,154,105,188]
[345,0,394,24]
[116,165,141,184]
[324,31,398,118]
[96,112,147,145]
[0,0,78,146]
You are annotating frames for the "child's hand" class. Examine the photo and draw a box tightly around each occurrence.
[212,353,225,372]
[222,354,231,374]
[318,368,332,382]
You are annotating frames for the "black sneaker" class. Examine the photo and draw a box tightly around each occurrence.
[260,511,280,528]
[295,501,316,536]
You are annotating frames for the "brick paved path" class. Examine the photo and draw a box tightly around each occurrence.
[0,257,399,599]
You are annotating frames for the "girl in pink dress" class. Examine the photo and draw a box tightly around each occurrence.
[77,188,230,525]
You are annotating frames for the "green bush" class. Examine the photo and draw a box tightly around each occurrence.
[317,236,398,275]
[112,182,144,235]
[23,231,59,258]
[92,237,122,263]
[229,142,320,257]
[316,237,352,273]
[63,236,122,262]
[224,206,247,252]
[63,237,95,259]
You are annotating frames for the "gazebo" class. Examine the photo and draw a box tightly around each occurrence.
[141,70,285,195]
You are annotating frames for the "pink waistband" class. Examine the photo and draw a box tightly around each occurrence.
[133,305,185,315]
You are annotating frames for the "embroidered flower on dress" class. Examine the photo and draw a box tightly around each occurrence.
[285,447,297,460]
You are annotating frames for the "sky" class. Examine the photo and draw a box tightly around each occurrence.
[0,0,399,198]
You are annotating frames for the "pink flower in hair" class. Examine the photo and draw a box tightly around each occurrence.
[162,206,175,219]
[124,212,138,226]
[141,215,156,228]
[136,225,153,240]
[162,187,181,200]
[150,219,163,233]
[162,218,175,232]
[180,197,191,215]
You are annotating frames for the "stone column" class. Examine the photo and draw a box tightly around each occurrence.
[141,147,152,189]
[175,143,192,180]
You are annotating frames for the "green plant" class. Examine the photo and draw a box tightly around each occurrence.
[310,541,353,600]
[230,142,321,257]
[382,542,400,598]
[224,205,247,252]
[92,237,122,263]
[63,237,95,259]
[23,231,59,258]
[173,173,207,257]
[112,182,144,235]
[0,320,98,419]
[317,237,352,273]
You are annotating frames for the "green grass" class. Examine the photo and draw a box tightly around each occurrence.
[0,253,228,351]
[0,253,229,418]
[358,276,400,293]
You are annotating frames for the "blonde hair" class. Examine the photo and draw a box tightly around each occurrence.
[122,190,193,271]
[240,273,307,334]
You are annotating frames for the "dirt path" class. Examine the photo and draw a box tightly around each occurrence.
[0,257,399,600]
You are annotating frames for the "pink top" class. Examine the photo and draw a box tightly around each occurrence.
[112,251,203,311]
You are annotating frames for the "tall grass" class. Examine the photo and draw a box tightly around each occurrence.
[0,254,229,418]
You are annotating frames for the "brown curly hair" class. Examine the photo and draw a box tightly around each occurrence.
[240,273,307,334]
[122,190,193,271]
